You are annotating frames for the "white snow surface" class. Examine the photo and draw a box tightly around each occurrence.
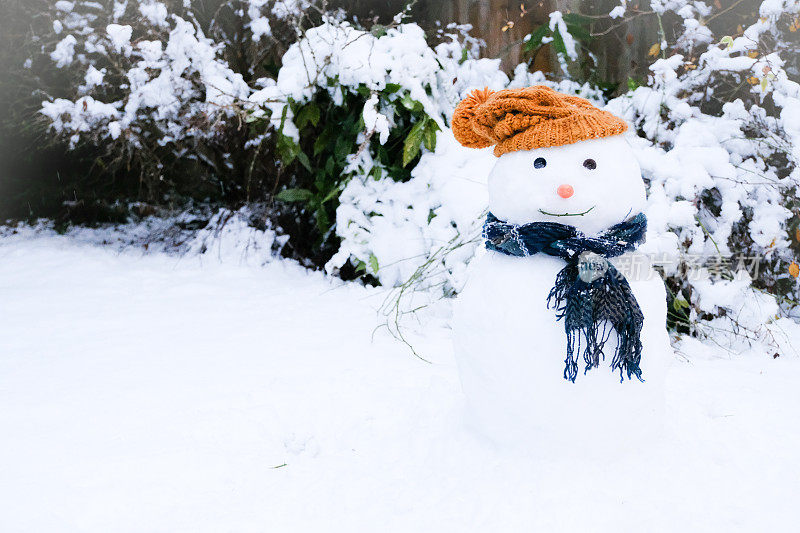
[50,34,77,68]
[1,232,800,532]
[106,24,133,54]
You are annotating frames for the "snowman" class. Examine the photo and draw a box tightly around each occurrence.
[450,86,673,448]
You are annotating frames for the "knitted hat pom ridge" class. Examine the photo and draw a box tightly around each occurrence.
[450,87,496,149]
[451,86,628,157]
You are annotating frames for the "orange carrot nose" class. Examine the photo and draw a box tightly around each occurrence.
[557,184,574,198]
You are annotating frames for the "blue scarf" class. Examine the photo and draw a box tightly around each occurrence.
[483,212,647,382]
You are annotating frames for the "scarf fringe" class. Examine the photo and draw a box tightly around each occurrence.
[547,264,644,383]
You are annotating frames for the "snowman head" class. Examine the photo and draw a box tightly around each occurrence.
[487,136,645,235]
[452,86,646,235]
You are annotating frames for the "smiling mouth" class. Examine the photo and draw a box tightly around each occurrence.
[538,206,596,217]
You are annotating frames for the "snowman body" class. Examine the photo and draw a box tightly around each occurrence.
[453,136,673,448]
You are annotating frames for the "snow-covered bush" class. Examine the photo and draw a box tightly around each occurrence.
[601,0,800,350]
[522,11,593,79]
[28,2,506,268]
[40,8,249,143]
[247,16,507,266]
[31,0,313,203]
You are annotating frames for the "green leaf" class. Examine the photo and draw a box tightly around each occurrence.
[402,117,426,167]
[423,119,440,152]
[562,13,592,43]
[334,136,350,162]
[719,35,734,49]
[296,149,313,172]
[315,206,330,233]
[295,102,321,129]
[523,23,550,52]
[314,169,326,190]
[385,83,402,94]
[400,93,423,113]
[562,13,592,26]
[368,253,379,273]
[276,134,298,165]
[314,127,333,156]
[552,29,568,56]
[278,104,289,132]
[403,140,420,167]
[321,185,341,204]
[565,23,591,42]
[275,188,313,202]
[377,145,388,163]
[423,127,436,152]
[672,295,690,311]
[370,24,387,38]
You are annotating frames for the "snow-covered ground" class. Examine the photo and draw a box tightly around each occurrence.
[2,233,799,532]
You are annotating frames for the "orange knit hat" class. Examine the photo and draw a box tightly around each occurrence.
[451,86,627,156]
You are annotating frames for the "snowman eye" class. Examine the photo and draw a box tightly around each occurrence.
[534,157,547,169]
[583,158,597,170]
